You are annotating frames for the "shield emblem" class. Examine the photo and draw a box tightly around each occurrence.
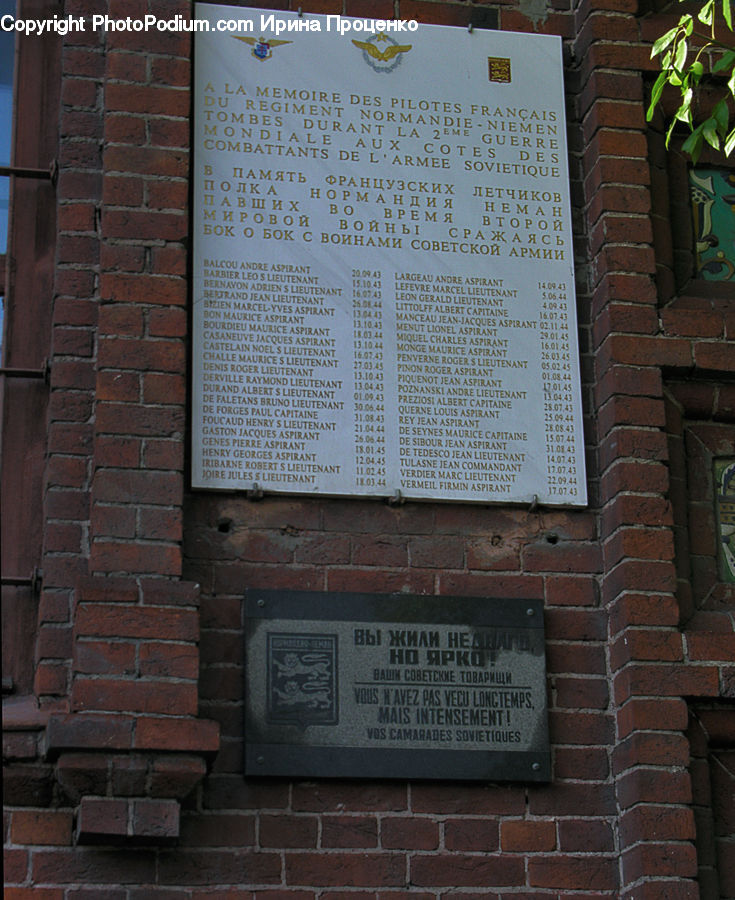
[254,40,271,60]
[266,633,338,726]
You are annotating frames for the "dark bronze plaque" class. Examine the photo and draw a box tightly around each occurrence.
[244,590,550,782]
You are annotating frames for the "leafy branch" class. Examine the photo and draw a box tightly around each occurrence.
[647,0,735,161]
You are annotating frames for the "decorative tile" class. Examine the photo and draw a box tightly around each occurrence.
[689,169,735,281]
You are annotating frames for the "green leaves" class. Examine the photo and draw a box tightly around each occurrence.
[647,0,735,161]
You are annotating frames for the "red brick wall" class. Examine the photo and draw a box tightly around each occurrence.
[3,0,734,895]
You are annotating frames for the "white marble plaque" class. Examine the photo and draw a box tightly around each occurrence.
[192,6,587,505]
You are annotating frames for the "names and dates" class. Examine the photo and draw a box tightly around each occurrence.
[193,7,587,505]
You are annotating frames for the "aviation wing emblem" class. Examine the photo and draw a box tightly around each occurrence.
[233,35,292,61]
[352,33,412,72]
[351,39,413,61]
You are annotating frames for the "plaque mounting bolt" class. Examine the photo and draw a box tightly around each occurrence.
[247,482,264,501]
[388,489,405,506]
[526,608,535,617]
[532,762,540,771]
[257,756,264,764]
[257,599,265,607]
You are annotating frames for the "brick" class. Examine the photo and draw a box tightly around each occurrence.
[321,815,378,848]
[134,716,220,753]
[293,782,407,813]
[410,855,525,888]
[543,576,598,607]
[3,732,41,760]
[501,820,556,852]
[598,334,692,370]
[131,799,180,838]
[31,848,156,884]
[4,848,29,884]
[351,536,407,567]
[105,83,190,116]
[100,244,147,274]
[554,746,610,781]
[546,642,607,675]
[618,769,692,809]
[72,679,198,716]
[614,664,720,702]
[686,632,735,661]
[380,817,439,850]
[620,805,696,845]
[610,630,683,669]
[100,273,187,306]
[601,494,673,536]
[90,540,181,575]
[613,732,690,774]
[259,815,318,849]
[148,180,189,210]
[550,709,614,745]
[75,639,136,675]
[105,146,187,177]
[139,579,199,608]
[617,697,689,738]
[156,850,281,885]
[77,798,128,840]
[11,810,73,846]
[143,439,185,470]
[409,535,464,569]
[437,573,544,599]
[98,340,186,376]
[93,469,182,505]
[75,604,197,640]
[139,642,199,679]
[103,174,146,206]
[622,843,698,881]
[45,522,83,552]
[149,306,188,336]
[528,856,617,890]
[50,360,96,392]
[545,608,607,641]
[603,526,675,568]
[600,459,670,496]
[138,507,183,542]
[103,209,188,242]
[4,890,64,900]
[91,505,137,539]
[529,783,616,817]
[444,818,499,851]
[620,883,699,900]
[602,559,677,602]
[694,340,735,371]
[522,541,601,574]
[553,676,609,709]
[149,756,208,799]
[2,764,54,806]
[326,568,434,596]
[98,303,145,336]
[411,784,524,816]
[176,812,256,848]
[558,819,614,854]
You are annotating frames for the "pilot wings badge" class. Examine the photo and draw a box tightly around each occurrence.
[352,33,412,73]
[233,35,292,61]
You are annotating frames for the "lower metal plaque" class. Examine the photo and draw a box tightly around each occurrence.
[244,590,550,782]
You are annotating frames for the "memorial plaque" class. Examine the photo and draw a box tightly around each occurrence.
[244,590,550,781]
[193,6,587,506]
